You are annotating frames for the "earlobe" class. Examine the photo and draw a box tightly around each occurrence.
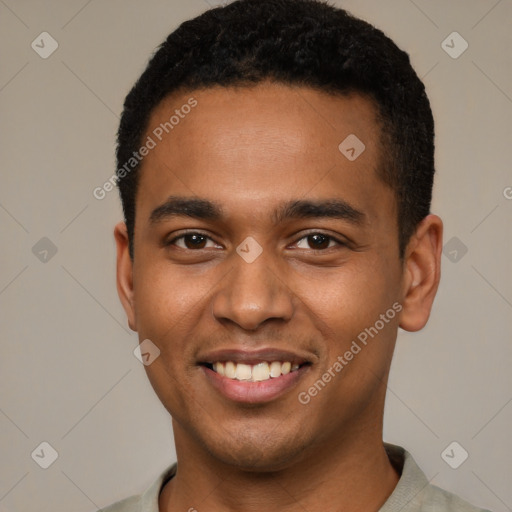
[114,222,137,331]
[399,214,443,332]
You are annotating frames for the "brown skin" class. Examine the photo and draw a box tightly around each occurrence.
[115,83,443,511]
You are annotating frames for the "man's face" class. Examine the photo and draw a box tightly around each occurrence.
[119,84,407,470]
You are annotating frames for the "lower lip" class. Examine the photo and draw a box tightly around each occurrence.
[202,366,309,404]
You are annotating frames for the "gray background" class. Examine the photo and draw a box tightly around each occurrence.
[1,0,511,510]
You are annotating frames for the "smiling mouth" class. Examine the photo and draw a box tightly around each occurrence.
[202,361,309,382]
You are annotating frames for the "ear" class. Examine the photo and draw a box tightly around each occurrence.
[399,214,443,332]
[114,222,137,331]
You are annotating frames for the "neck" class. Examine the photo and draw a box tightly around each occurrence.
[159,421,399,512]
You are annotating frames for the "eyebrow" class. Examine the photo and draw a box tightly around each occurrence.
[273,199,365,225]
[149,196,223,224]
[149,196,365,225]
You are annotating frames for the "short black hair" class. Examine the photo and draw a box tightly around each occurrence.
[116,0,435,259]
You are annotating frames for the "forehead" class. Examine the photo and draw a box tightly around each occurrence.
[136,83,394,225]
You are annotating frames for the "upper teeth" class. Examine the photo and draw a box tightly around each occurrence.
[213,361,300,381]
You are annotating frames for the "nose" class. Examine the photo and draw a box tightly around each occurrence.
[211,251,294,331]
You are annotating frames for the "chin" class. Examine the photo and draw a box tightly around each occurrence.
[199,424,312,472]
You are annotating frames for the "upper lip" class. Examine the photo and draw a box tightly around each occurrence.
[197,348,314,366]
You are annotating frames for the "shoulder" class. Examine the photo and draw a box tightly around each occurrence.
[99,464,177,512]
[420,483,492,512]
[381,444,492,512]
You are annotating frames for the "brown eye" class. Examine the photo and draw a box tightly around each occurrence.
[307,234,330,249]
[172,233,214,249]
[184,234,207,249]
[295,233,342,251]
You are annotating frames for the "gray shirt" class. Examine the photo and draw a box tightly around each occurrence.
[101,444,491,512]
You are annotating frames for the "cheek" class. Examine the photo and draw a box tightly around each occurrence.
[296,258,396,323]
[290,259,401,366]
[133,258,211,337]
[131,263,211,402]
[132,262,213,416]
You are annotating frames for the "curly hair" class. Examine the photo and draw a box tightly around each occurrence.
[116,0,435,259]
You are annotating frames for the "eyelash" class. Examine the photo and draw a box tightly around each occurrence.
[166,231,347,251]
